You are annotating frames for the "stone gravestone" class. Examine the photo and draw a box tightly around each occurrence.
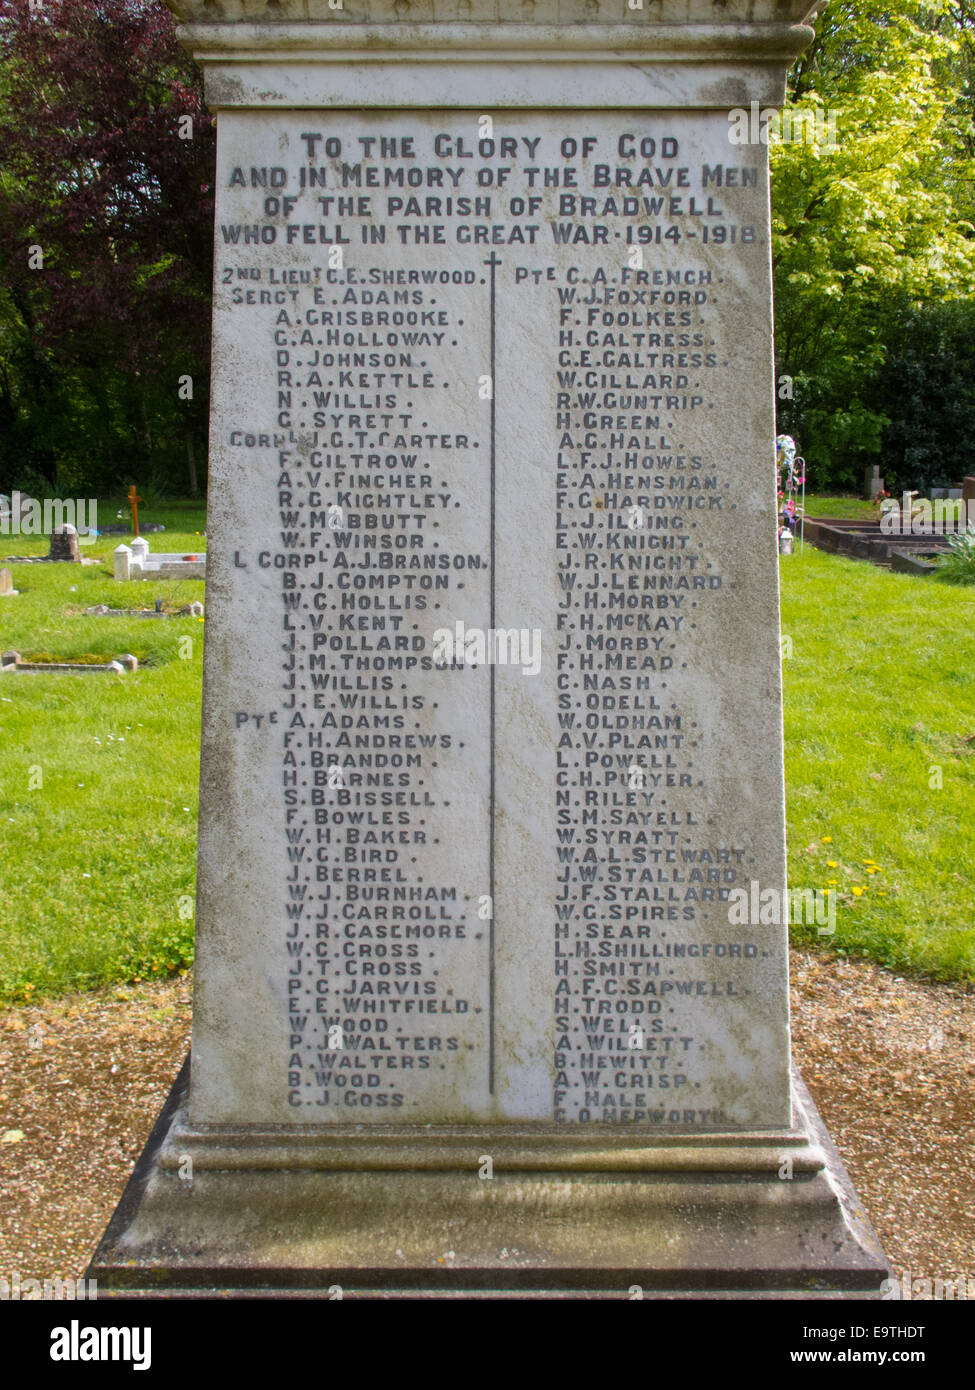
[90,1,889,1297]
[0,568,16,597]
[49,523,81,563]
[864,464,884,501]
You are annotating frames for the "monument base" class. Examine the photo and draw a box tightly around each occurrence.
[87,1060,890,1299]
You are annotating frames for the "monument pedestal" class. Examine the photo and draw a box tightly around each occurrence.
[89,1,890,1299]
[90,1060,887,1298]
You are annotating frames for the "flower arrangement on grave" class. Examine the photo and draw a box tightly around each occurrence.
[776,434,806,548]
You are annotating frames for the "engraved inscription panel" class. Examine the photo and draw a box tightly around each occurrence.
[190,112,791,1129]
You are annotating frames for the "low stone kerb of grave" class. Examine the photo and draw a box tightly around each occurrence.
[114,539,206,582]
[84,601,203,618]
[0,651,139,674]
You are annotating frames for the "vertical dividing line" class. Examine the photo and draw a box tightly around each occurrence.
[486,252,499,1096]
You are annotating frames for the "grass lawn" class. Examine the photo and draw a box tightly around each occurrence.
[0,499,206,1003]
[0,502,972,1001]
[803,493,880,520]
[781,546,975,981]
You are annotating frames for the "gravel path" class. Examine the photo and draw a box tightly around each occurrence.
[1,952,972,1291]
[789,950,974,1290]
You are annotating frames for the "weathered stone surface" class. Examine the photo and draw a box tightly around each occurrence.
[890,550,938,577]
[130,536,150,570]
[83,603,205,618]
[89,1060,888,1298]
[864,464,884,501]
[49,525,81,563]
[166,0,821,30]
[114,544,132,581]
[89,1,891,1297]
[190,106,791,1131]
[116,537,207,581]
[1,656,134,674]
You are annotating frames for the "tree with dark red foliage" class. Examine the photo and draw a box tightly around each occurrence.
[0,0,215,493]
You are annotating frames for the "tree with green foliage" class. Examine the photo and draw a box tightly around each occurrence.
[771,0,975,491]
[0,0,215,496]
